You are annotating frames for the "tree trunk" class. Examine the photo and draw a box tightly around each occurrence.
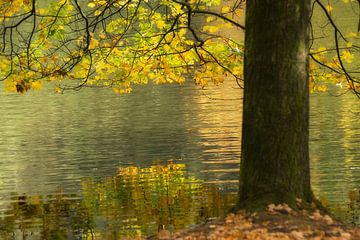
[238,0,314,210]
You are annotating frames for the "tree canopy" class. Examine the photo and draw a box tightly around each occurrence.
[0,0,245,93]
[1,0,359,96]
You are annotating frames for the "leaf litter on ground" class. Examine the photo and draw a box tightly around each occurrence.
[146,203,360,240]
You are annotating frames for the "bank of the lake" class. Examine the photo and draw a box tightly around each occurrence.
[151,207,360,240]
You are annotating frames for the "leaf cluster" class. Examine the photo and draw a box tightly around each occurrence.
[0,0,245,93]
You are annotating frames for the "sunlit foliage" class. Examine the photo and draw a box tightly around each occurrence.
[0,0,244,93]
[1,0,360,96]
[310,0,360,94]
[1,0,360,95]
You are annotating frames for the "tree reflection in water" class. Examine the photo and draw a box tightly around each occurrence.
[347,190,359,225]
[0,162,237,239]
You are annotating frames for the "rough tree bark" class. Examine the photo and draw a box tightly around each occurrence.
[238,0,314,210]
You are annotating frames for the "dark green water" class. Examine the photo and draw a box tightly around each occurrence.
[0,79,359,239]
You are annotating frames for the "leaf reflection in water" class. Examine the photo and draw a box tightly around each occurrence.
[0,162,237,239]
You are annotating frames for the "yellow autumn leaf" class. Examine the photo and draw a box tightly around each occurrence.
[0,58,10,70]
[112,87,121,94]
[341,50,354,63]
[317,85,328,92]
[4,78,17,92]
[30,80,43,90]
[156,19,166,29]
[99,32,106,39]
[148,72,157,80]
[206,16,215,22]
[37,8,47,14]
[58,0,66,5]
[96,0,107,5]
[88,2,96,8]
[317,47,327,53]
[221,6,231,13]
[54,86,62,93]
[346,32,357,38]
[89,37,99,49]
[234,9,243,16]
[202,25,218,34]
[325,5,333,12]
[178,28,187,37]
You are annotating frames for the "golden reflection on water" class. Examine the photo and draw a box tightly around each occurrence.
[310,91,360,225]
[194,79,243,154]
[194,80,242,182]
[0,163,237,239]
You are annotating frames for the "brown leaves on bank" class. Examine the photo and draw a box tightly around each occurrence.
[151,204,360,240]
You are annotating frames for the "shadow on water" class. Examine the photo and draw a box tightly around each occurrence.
[0,162,237,239]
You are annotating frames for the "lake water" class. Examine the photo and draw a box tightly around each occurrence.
[0,79,359,239]
[310,88,360,223]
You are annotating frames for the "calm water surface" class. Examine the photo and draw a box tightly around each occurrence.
[0,80,359,238]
